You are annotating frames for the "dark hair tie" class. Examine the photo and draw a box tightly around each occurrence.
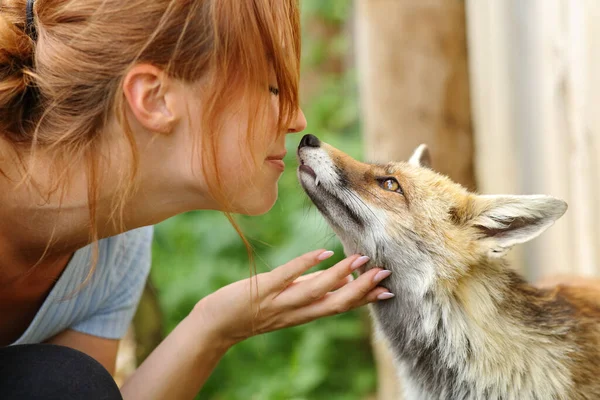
[23,0,40,112]
[25,0,37,41]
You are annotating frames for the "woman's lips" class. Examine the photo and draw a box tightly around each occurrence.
[266,159,285,171]
[266,152,287,172]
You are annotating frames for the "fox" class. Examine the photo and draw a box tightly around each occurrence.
[296,133,600,400]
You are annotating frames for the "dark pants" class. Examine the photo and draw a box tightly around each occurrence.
[0,344,123,400]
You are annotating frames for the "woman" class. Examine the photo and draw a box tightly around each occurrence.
[0,0,394,399]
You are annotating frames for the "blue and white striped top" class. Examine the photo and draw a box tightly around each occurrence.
[10,226,153,345]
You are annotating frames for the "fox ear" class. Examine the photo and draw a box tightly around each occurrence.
[408,144,431,168]
[471,195,567,258]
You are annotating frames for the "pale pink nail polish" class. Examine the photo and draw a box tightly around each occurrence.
[373,270,392,283]
[377,292,395,300]
[317,250,334,261]
[351,256,370,270]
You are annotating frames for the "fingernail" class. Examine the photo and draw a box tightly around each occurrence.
[317,250,334,261]
[377,292,395,300]
[373,270,392,283]
[351,255,370,270]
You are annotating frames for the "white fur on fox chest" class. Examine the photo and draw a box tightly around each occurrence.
[333,208,573,399]
[369,287,574,400]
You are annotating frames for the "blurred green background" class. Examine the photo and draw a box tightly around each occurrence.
[149,2,375,399]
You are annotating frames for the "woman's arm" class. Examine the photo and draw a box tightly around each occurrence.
[121,249,391,400]
[120,309,228,400]
[46,330,119,375]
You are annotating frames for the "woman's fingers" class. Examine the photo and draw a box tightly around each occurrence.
[322,267,392,313]
[292,270,354,291]
[332,275,354,291]
[279,254,369,307]
[267,249,334,291]
[285,268,393,323]
[292,270,325,283]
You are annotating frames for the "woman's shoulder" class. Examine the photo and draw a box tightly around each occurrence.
[9,226,155,345]
[98,225,154,283]
[104,225,154,250]
[104,225,154,257]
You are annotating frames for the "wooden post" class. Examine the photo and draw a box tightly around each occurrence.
[466,0,600,280]
[355,1,476,399]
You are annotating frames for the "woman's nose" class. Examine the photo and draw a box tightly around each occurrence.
[287,108,307,134]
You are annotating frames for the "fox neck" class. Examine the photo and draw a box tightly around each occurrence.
[368,255,575,399]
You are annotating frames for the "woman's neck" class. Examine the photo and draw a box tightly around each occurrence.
[0,156,178,277]
[0,174,87,279]
[0,126,224,280]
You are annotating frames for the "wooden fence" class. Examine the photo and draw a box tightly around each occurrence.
[467,0,600,279]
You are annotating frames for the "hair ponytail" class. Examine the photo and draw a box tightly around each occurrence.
[0,1,38,142]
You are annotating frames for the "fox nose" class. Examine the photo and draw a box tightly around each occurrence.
[299,134,320,149]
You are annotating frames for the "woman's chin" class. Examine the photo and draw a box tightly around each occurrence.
[230,187,278,216]
[247,196,277,216]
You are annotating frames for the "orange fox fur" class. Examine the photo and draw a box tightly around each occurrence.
[297,134,600,400]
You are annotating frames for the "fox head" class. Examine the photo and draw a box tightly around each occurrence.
[297,134,567,295]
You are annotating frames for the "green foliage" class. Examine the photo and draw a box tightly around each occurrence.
[150,2,375,399]
[300,1,352,24]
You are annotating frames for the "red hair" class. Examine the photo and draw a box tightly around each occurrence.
[0,0,301,267]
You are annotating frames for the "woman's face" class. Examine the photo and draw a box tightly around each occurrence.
[177,74,307,215]
[216,89,307,215]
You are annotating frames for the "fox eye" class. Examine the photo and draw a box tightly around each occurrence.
[379,178,403,194]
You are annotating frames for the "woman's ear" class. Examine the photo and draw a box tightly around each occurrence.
[123,64,177,134]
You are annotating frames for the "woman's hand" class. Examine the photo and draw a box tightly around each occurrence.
[191,249,393,348]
